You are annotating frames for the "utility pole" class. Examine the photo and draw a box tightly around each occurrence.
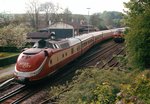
[87,8,90,33]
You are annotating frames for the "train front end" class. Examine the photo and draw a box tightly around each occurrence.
[113,29,125,43]
[14,48,51,84]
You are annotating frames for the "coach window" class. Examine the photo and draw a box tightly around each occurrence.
[57,57,59,61]
[88,40,90,44]
[62,53,64,58]
[71,48,74,54]
[65,52,67,56]
[49,59,52,64]
[84,42,86,46]
[85,42,87,46]
[77,47,79,51]
[77,45,80,51]
[83,42,86,47]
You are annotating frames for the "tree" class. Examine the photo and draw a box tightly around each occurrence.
[40,2,60,26]
[124,0,150,69]
[90,13,100,27]
[90,13,107,30]
[0,24,32,48]
[101,11,113,29]
[100,11,123,28]
[12,14,27,25]
[26,0,40,29]
[62,8,72,22]
[0,12,14,27]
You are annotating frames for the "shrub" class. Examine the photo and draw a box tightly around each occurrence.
[49,68,132,104]
[124,0,150,69]
[0,24,32,48]
[116,70,150,104]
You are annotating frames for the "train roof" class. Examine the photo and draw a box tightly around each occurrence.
[45,38,80,49]
[88,31,103,37]
[75,33,93,41]
[68,38,81,46]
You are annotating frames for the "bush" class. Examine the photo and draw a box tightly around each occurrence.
[124,0,150,69]
[116,70,150,104]
[0,24,32,48]
[48,66,150,104]
[49,68,132,104]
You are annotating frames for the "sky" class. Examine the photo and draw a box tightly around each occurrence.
[0,0,130,15]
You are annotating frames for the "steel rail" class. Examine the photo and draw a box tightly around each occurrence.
[0,85,27,102]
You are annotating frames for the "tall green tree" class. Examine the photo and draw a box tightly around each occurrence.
[124,0,150,69]
[90,13,107,30]
[100,11,123,28]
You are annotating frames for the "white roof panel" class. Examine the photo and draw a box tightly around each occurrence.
[75,33,93,41]
[68,38,81,46]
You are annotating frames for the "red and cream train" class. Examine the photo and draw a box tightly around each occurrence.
[14,28,124,83]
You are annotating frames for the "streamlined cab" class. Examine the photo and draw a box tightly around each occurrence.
[14,39,54,83]
[113,29,125,43]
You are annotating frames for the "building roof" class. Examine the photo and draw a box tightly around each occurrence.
[27,31,50,39]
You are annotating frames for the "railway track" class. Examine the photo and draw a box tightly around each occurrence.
[79,43,120,67]
[100,48,125,68]
[0,84,42,104]
[0,85,27,103]
[79,42,124,69]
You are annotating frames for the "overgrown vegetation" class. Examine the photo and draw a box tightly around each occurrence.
[124,0,150,69]
[0,24,32,48]
[116,70,150,104]
[48,68,150,104]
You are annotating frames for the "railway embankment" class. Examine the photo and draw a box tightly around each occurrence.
[46,68,150,104]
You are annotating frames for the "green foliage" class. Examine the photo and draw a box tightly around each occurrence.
[49,68,132,104]
[90,11,123,30]
[116,70,150,104]
[48,67,150,104]
[0,24,32,48]
[100,11,123,28]
[115,55,129,70]
[92,83,115,104]
[124,0,150,69]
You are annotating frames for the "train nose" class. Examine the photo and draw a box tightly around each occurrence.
[16,49,46,72]
[15,48,49,79]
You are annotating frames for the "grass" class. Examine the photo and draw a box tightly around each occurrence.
[0,52,19,59]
